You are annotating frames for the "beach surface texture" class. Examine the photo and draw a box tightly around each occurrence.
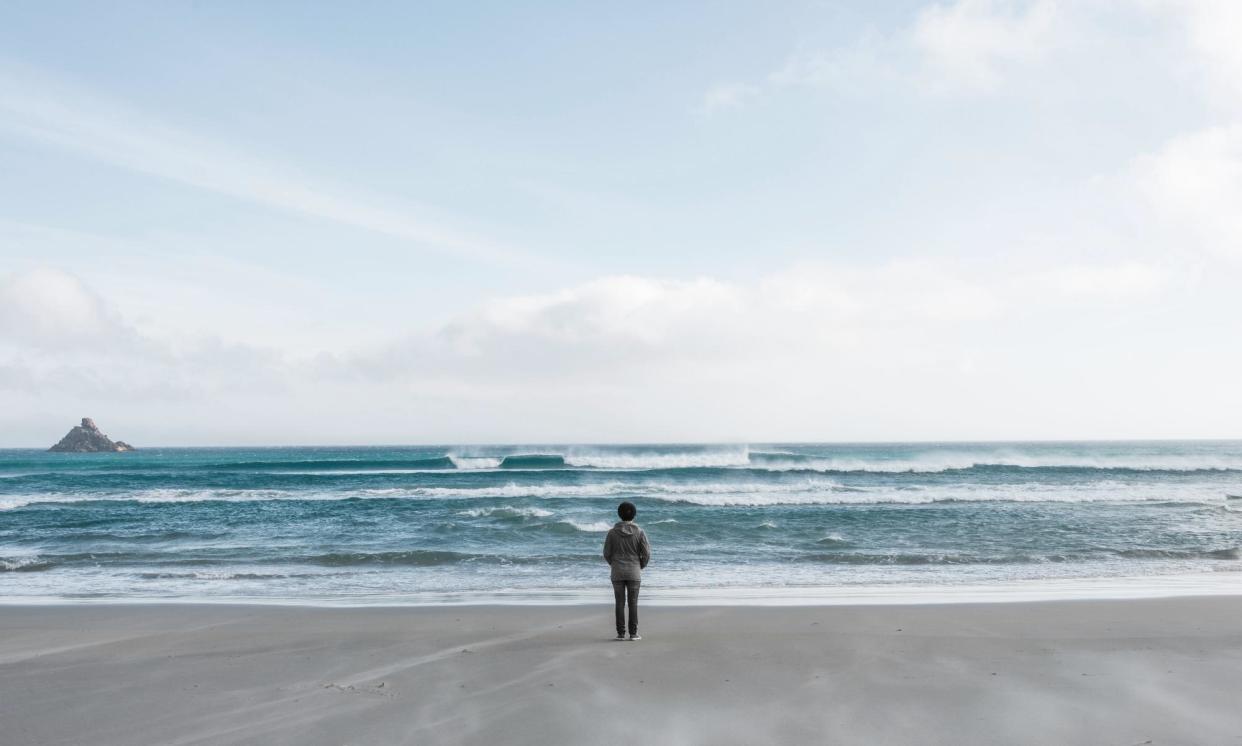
[3,598,1242,745]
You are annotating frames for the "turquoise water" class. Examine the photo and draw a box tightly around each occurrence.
[2,442,1242,603]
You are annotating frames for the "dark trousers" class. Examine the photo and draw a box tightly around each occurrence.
[612,580,640,635]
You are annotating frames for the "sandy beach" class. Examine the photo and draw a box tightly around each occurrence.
[2,597,1241,745]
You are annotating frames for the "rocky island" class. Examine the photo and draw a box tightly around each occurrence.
[48,418,135,452]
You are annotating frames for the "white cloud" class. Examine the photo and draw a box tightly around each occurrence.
[701,82,761,112]
[1042,262,1168,299]
[1134,125,1242,260]
[759,262,1000,322]
[1164,0,1242,103]
[1116,2,1242,262]
[437,264,997,363]
[700,0,1060,110]
[912,0,1060,91]
[0,266,294,406]
[0,256,1213,444]
[765,34,904,96]
[339,258,1175,393]
[0,267,133,348]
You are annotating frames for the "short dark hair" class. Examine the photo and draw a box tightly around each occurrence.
[617,501,636,521]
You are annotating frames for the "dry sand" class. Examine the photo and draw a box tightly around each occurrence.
[3,598,1242,745]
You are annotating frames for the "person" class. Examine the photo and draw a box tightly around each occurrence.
[603,501,651,641]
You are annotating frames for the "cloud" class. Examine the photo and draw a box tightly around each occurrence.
[1134,125,1242,260]
[338,258,1175,391]
[699,27,905,108]
[2,260,1164,395]
[0,267,134,349]
[1042,263,1168,299]
[0,67,522,265]
[701,83,762,112]
[1165,0,1242,103]
[912,0,1060,91]
[1117,2,1242,262]
[451,264,991,360]
[700,0,1060,110]
[0,266,293,403]
[0,256,1203,443]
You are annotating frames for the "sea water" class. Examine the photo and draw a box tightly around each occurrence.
[2,441,1242,604]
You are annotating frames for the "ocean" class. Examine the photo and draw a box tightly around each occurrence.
[3,441,1242,604]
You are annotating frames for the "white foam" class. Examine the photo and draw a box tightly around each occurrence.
[448,456,504,469]
[564,447,751,470]
[0,544,44,571]
[0,497,39,510]
[979,453,1242,472]
[457,506,554,518]
[637,573,1242,606]
[362,482,634,499]
[2,477,1236,509]
[641,479,1235,506]
[9,572,1242,608]
[0,489,306,509]
[752,451,1242,474]
[751,454,982,473]
[0,557,42,571]
[562,520,613,532]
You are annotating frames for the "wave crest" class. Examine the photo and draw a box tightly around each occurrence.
[565,448,751,469]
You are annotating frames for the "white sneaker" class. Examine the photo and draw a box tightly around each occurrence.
[629,634,642,641]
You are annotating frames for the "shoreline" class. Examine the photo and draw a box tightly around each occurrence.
[4,569,1242,607]
[5,597,1242,744]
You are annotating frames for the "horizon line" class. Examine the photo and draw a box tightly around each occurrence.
[9,436,1242,450]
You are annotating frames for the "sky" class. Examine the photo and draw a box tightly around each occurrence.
[1,0,1241,446]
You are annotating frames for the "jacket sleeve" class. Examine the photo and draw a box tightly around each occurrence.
[603,531,614,564]
[639,529,651,569]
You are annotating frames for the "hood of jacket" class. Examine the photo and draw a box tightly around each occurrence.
[611,520,639,536]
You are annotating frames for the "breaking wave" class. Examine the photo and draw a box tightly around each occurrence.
[457,505,554,519]
[3,478,1236,509]
[448,456,503,469]
[560,520,613,532]
[564,449,751,469]
[746,451,1242,474]
[54,446,1242,477]
[0,554,54,572]
[499,454,566,469]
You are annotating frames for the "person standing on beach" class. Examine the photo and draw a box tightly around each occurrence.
[603,501,651,641]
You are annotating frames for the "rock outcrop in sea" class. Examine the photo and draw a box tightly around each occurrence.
[48,418,135,452]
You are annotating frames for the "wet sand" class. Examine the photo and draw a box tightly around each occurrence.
[3,598,1242,745]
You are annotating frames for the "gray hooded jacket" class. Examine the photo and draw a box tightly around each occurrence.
[603,521,651,582]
